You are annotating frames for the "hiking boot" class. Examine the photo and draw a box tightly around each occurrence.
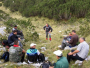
[49,38,51,41]
[46,38,48,40]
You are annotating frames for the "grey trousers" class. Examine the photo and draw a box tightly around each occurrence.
[46,32,51,38]
[61,38,71,49]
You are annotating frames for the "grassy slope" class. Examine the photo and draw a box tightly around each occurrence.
[0,2,90,68]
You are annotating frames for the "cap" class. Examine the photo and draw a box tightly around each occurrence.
[30,43,36,47]
[53,50,62,56]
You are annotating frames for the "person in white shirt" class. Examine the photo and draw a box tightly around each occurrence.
[67,37,89,63]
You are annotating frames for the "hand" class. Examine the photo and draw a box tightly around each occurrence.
[49,31,51,33]
[49,67,54,68]
[18,38,21,41]
[66,41,68,43]
[68,52,73,55]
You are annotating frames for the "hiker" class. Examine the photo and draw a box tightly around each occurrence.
[9,40,25,62]
[26,43,45,63]
[8,30,23,47]
[49,50,69,68]
[2,40,10,49]
[60,30,78,49]
[67,37,89,63]
[59,33,72,49]
[12,25,24,39]
[43,24,53,41]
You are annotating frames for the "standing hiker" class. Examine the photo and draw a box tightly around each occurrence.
[43,24,53,41]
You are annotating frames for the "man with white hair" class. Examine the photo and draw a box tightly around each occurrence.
[50,50,69,68]
[26,43,40,63]
[67,37,89,63]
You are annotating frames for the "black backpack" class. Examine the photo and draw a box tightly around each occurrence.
[1,52,9,62]
[40,62,49,68]
[38,53,45,63]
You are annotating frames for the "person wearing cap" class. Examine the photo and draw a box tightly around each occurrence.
[12,25,24,38]
[67,37,89,63]
[12,25,17,32]
[26,43,40,63]
[50,50,69,68]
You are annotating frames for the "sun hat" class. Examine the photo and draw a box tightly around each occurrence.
[30,43,36,47]
[53,50,62,56]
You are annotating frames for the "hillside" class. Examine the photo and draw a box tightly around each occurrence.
[1,0,90,20]
[0,1,90,68]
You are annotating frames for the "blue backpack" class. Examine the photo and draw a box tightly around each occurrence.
[1,52,9,62]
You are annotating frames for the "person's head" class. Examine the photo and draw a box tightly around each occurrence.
[79,37,85,43]
[46,24,48,27]
[14,25,17,29]
[69,33,72,36]
[30,43,36,48]
[14,40,19,45]
[13,30,17,35]
[53,50,63,59]
[72,30,76,35]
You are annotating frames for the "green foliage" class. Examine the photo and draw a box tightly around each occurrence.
[4,18,39,41]
[78,20,90,37]
[0,10,9,21]
[0,3,2,6]
[2,0,90,21]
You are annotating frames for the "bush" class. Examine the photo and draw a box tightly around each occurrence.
[0,3,2,6]
[4,18,39,41]
[77,21,90,37]
[2,0,90,21]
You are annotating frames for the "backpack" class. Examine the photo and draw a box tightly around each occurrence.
[1,52,9,62]
[38,53,45,63]
[40,62,49,68]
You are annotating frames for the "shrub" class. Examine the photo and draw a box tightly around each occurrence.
[2,0,90,21]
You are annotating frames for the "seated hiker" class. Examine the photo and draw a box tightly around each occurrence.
[49,50,69,68]
[2,40,10,49]
[27,43,45,63]
[12,25,24,38]
[60,30,78,49]
[9,40,25,62]
[8,30,23,47]
[67,37,89,63]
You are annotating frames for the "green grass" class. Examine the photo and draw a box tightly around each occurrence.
[0,3,90,68]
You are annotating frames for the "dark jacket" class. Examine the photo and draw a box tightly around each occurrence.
[43,25,53,32]
[8,33,18,44]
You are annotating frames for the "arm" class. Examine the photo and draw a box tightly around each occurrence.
[68,37,73,44]
[68,44,81,55]
[22,49,25,53]
[68,50,79,55]
[43,26,46,30]
[37,50,40,55]
[50,27,53,32]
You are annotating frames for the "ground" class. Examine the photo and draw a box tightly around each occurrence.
[0,2,90,68]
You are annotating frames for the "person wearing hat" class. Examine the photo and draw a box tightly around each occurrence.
[12,25,24,38]
[12,25,17,32]
[26,43,40,63]
[50,50,69,68]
